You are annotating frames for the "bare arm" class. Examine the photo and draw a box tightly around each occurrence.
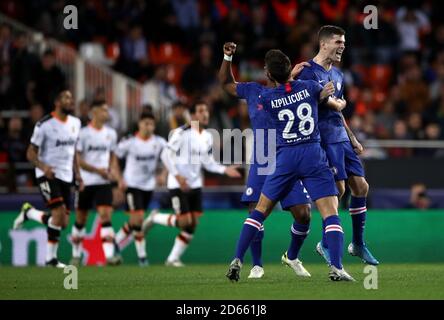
[341,113,363,154]
[110,153,125,189]
[156,166,168,187]
[27,144,54,179]
[160,133,191,191]
[325,96,347,112]
[73,151,84,191]
[218,42,238,97]
[76,151,109,179]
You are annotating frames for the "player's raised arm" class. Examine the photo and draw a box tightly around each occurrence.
[218,42,239,97]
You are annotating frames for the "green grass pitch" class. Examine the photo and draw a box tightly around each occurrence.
[1,263,443,299]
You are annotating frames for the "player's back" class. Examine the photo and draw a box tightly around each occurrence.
[260,79,322,148]
[298,60,348,144]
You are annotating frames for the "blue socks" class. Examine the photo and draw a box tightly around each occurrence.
[287,221,310,260]
[349,196,366,246]
[323,196,367,248]
[324,215,344,269]
[321,219,328,248]
[235,210,265,263]
[250,228,264,267]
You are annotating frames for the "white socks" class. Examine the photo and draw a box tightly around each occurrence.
[27,207,45,223]
[46,218,61,262]
[115,224,131,245]
[167,231,193,262]
[71,225,85,258]
[134,237,146,259]
[100,225,115,259]
[46,241,59,262]
[153,213,176,227]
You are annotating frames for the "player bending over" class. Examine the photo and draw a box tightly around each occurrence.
[297,25,378,265]
[142,102,241,267]
[226,49,354,282]
[219,42,314,279]
[70,100,124,266]
[113,112,167,266]
[13,90,82,268]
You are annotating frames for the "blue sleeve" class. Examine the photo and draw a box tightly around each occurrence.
[310,80,323,101]
[298,68,317,81]
[236,82,260,99]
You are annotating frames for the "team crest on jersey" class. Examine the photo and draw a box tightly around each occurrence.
[246,187,253,196]
[336,82,341,91]
[257,104,263,110]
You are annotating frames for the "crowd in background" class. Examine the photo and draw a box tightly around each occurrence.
[1,0,444,190]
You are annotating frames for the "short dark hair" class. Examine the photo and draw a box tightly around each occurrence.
[172,101,186,109]
[318,25,345,42]
[91,99,106,109]
[189,101,207,114]
[139,112,155,121]
[142,104,153,113]
[43,49,55,57]
[264,49,291,84]
[55,89,70,102]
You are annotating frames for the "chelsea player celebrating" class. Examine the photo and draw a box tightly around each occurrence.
[297,25,379,266]
[226,48,354,282]
[219,42,313,279]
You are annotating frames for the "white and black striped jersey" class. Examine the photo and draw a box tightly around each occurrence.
[115,133,167,191]
[30,112,81,183]
[165,125,226,190]
[76,125,118,186]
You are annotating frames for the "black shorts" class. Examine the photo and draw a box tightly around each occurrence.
[75,184,113,211]
[37,177,72,210]
[169,188,202,215]
[125,188,153,212]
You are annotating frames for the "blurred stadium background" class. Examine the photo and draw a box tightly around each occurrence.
[0,0,443,268]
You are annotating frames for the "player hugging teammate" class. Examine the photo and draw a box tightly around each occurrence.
[225,25,379,282]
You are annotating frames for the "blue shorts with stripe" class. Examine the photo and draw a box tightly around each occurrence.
[241,163,311,209]
[322,141,365,181]
[261,143,338,203]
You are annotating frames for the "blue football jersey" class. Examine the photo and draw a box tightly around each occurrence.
[260,80,323,147]
[298,59,349,144]
[236,82,272,163]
